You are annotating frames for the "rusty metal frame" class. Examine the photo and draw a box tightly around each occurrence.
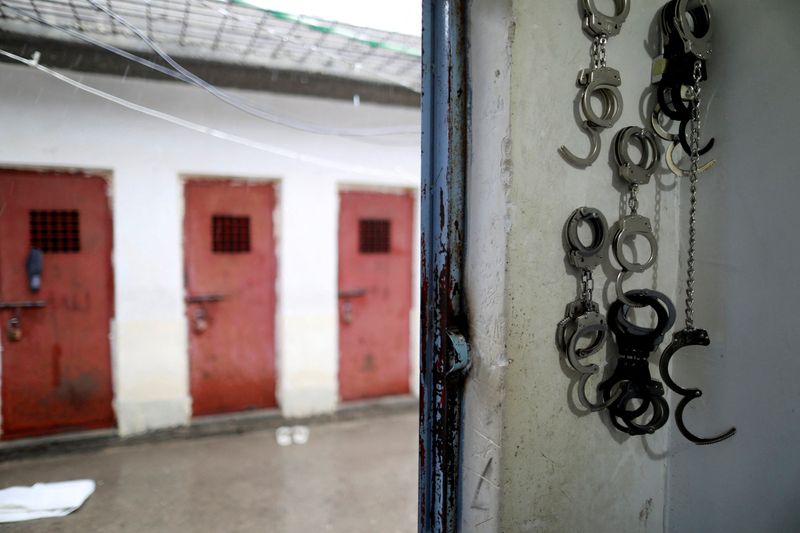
[419,0,469,531]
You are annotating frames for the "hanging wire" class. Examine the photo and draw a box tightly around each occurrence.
[0,1,420,137]
[0,48,414,180]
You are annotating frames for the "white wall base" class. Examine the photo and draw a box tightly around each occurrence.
[278,313,339,418]
[114,397,191,436]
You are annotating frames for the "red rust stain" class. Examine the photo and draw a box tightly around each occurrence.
[51,344,62,388]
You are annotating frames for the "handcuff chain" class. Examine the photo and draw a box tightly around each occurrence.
[592,34,608,70]
[581,268,594,305]
[628,183,639,215]
[685,61,703,330]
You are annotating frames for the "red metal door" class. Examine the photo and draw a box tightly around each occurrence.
[184,180,277,416]
[0,170,114,439]
[338,190,413,401]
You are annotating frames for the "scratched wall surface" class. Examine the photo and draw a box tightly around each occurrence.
[495,1,680,531]
[460,0,513,530]
[665,2,800,532]
[0,65,420,435]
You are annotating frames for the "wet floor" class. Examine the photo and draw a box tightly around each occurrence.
[0,411,417,532]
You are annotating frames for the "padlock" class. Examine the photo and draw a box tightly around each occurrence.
[6,315,22,342]
[192,307,209,334]
[341,301,354,324]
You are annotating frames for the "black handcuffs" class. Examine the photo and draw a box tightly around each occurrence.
[600,289,676,435]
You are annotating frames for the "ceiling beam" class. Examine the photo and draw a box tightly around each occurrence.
[0,31,420,108]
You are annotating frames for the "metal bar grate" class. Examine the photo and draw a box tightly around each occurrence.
[359,219,391,254]
[30,209,81,253]
[212,215,250,254]
[0,0,421,91]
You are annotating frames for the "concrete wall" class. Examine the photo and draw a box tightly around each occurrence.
[460,0,513,530]
[464,1,800,532]
[463,1,680,531]
[665,2,800,532]
[0,63,419,435]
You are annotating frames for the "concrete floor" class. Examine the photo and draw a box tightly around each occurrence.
[0,412,418,532]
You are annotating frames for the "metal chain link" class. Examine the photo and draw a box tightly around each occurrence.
[628,183,639,215]
[581,268,594,304]
[684,61,704,330]
[592,34,608,70]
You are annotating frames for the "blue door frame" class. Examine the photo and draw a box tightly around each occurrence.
[419,1,470,532]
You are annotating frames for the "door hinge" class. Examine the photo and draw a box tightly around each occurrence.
[446,329,471,377]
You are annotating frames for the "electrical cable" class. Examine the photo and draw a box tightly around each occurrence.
[1,3,180,78]
[0,48,414,180]
[1,1,420,137]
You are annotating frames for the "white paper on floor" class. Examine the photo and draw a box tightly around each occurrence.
[0,479,95,523]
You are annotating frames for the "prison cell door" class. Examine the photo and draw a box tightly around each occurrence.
[184,180,277,416]
[0,170,115,439]
[338,190,413,401]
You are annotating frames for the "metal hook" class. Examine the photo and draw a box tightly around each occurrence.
[666,140,716,177]
[559,122,602,167]
[659,327,736,445]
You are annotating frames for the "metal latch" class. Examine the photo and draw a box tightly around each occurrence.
[185,294,225,334]
[0,301,46,342]
[185,293,226,303]
[0,300,47,309]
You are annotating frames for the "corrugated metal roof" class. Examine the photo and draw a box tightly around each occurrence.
[0,0,421,91]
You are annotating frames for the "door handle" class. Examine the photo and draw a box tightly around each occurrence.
[0,301,45,342]
[185,293,226,303]
[341,300,355,324]
[0,300,47,309]
[185,294,225,334]
[338,288,367,299]
[338,289,366,324]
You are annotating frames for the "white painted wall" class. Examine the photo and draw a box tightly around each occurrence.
[0,63,419,435]
[665,2,800,531]
[463,1,680,531]
[460,0,513,530]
